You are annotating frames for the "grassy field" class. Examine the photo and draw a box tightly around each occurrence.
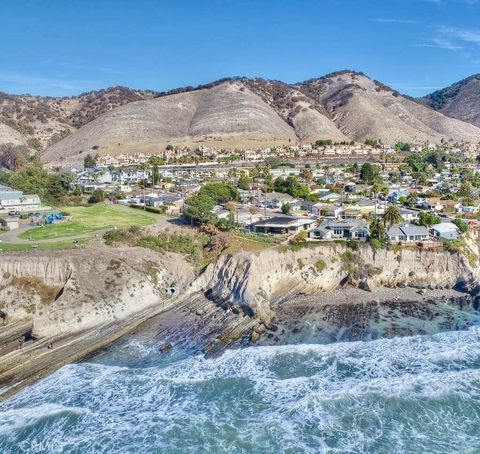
[18,205,155,240]
[0,239,91,251]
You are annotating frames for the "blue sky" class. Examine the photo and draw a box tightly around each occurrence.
[1,0,480,97]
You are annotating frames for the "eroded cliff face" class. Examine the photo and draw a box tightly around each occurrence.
[194,241,478,322]
[2,233,480,339]
[0,245,195,337]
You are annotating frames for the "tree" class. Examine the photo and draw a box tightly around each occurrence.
[383,205,402,228]
[369,217,386,240]
[88,188,106,204]
[139,162,149,210]
[183,193,216,225]
[237,174,253,190]
[84,153,97,169]
[6,164,67,204]
[457,182,474,199]
[418,211,440,228]
[314,139,332,147]
[148,156,165,187]
[394,142,411,152]
[199,183,240,204]
[281,203,292,215]
[453,218,468,233]
[274,176,310,199]
[360,163,379,184]
[407,192,418,206]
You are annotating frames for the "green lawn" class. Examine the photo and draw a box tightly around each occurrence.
[0,239,91,251]
[18,205,155,240]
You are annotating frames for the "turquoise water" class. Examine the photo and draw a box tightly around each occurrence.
[2,327,480,453]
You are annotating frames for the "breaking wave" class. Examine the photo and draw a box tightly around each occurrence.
[2,328,480,453]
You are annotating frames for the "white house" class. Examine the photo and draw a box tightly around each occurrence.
[431,222,459,241]
[387,223,430,243]
[0,188,42,212]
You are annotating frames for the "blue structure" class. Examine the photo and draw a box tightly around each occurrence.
[43,212,64,225]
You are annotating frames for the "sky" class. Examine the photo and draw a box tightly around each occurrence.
[1,0,480,97]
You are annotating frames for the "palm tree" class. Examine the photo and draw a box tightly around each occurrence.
[148,156,164,188]
[383,205,403,228]
[139,162,149,210]
[19,196,26,212]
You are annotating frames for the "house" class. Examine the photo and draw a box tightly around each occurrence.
[318,192,343,203]
[252,216,316,234]
[400,208,419,222]
[0,187,42,212]
[418,198,444,212]
[357,198,377,215]
[343,206,362,219]
[387,190,410,204]
[311,203,343,219]
[431,222,459,241]
[253,192,295,209]
[310,219,369,240]
[387,223,430,243]
[460,205,479,214]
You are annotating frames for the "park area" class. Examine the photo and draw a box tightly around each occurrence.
[18,205,155,240]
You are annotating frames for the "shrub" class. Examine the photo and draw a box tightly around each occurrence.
[369,238,384,250]
[88,189,106,204]
[314,259,326,272]
[346,240,358,250]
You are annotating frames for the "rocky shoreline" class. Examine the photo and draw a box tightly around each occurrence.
[3,233,480,399]
[254,287,479,345]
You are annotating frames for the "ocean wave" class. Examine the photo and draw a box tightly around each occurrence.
[2,327,480,453]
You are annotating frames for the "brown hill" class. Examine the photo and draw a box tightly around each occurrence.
[0,121,29,147]
[0,87,158,151]
[421,75,480,128]
[43,80,348,165]
[4,71,480,165]
[295,71,480,145]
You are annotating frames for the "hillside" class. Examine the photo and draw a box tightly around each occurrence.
[2,71,480,165]
[421,75,480,128]
[0,121,29,147]
[241,78,348,142]
[296,71,480,145]
[0,87,158,151]
[43,80,353,165]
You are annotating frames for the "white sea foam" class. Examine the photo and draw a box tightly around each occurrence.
[2,327,480,453]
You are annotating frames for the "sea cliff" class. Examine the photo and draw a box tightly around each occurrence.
[2,232,480,398]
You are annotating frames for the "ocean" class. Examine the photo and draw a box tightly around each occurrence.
[2,324,480,453]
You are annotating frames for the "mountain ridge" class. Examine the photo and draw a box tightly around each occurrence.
[2,71,480,165]
[420,74,480,128]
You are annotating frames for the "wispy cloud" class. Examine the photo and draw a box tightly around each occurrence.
[440,26,480,43]
[370,18,418,24]
[415,26,480,52]
[414,37,463,50]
